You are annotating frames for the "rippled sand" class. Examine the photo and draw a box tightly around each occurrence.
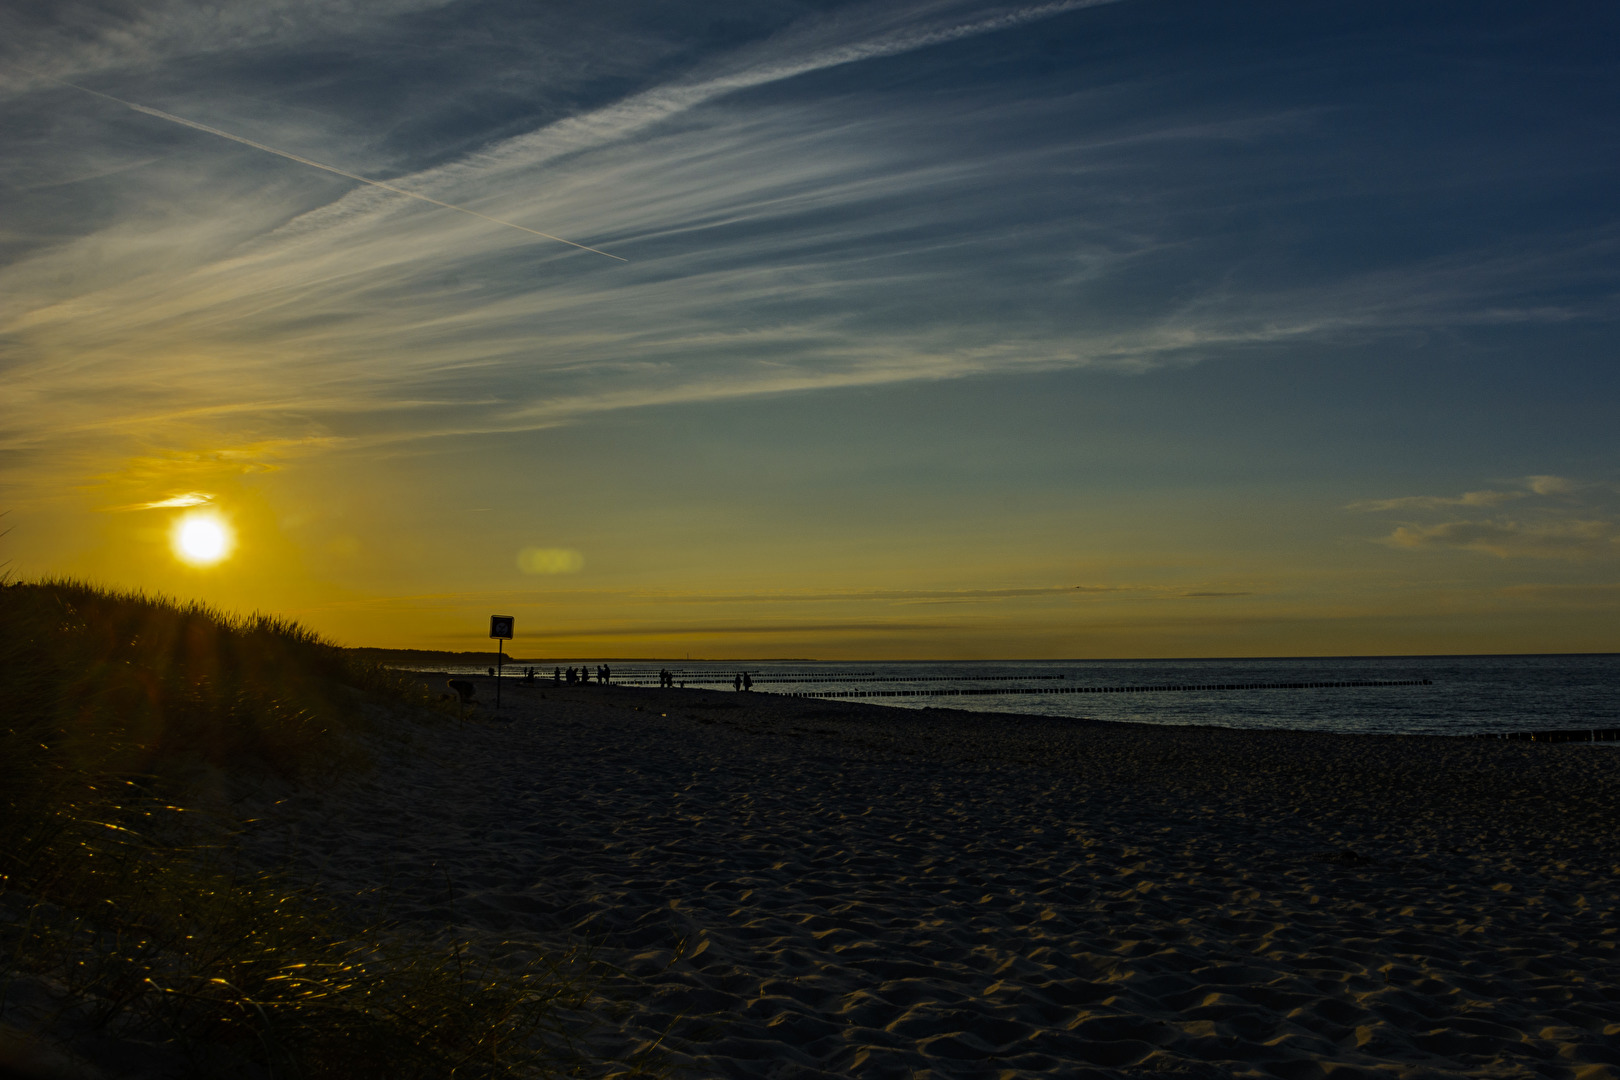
[249,678,1620,1078]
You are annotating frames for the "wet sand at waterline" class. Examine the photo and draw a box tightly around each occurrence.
[245,678,1620,1078]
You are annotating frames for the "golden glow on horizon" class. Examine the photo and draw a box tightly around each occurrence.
[171,511,234,566]
[6,437,1612,658]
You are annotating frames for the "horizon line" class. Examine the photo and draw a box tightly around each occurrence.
[351,648,1620,663]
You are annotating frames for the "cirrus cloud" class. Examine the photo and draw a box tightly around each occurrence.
[1358,475,1620,561]
[106,490,214,511]
[1348,489,1523,512]
[1383,519,1619,561]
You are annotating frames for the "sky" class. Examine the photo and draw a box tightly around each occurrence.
[2,0,1618,659]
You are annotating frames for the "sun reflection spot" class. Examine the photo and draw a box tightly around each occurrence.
[172,512,234,566]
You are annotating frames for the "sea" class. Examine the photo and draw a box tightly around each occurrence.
[412,654,1619,739]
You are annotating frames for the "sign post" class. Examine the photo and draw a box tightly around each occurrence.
[489,615,514,712]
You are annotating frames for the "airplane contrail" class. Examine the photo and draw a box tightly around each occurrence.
[17,68,627,261]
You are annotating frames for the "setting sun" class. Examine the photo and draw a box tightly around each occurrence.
[172,511,234,566]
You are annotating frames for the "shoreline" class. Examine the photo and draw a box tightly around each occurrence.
[244,675,1620,1078]
[438,670,1620,743]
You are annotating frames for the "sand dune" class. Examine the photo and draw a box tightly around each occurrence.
[242,679,1620,1078]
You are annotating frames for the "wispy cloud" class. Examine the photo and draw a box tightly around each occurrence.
[513,620,966,639]
[1526,475,1576,496]
[0,0,457,85]
[619,585,1119,605]
[107,491,213,511]
[4,0,1619,495]
[1358,476,1620,561]
[286,0,1128,231]
[294,582,1240,610]
[1384,519,1619,561]
[1348,476,1583,513]
[20,70,627,259]
[1349,489,1524,512]
[1500,582,1620,601]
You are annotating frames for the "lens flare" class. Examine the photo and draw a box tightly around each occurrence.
[517,547,584,574]
[172,511,234,566]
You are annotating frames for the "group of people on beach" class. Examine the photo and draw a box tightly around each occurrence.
[547,665,610,685]
[503,665,762,691]
[651,669,750,690]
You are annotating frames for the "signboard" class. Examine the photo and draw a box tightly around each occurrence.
[489,615,514,640]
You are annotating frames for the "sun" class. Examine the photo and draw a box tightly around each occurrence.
[171,511,235,566]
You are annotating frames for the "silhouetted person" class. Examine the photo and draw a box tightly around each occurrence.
[554,667,562,683]
[734,673,742,691]
[602,664,611,684]
[447,678,475,721]
[743,671,753,691]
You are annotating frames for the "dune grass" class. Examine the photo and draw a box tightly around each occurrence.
[0,580,599,1078]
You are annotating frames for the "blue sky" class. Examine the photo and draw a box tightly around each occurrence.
[2,0,1617,656]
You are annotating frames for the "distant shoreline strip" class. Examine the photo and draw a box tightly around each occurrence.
[786,678,1433,698]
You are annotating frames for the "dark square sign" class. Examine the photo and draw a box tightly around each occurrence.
[489,615,515,639]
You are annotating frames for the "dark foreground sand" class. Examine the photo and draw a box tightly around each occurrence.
[246,678,1620,1079]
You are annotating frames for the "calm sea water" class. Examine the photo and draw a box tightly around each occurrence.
[419,655,1619,738]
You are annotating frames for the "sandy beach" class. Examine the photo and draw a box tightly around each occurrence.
[242,677,1620,1079]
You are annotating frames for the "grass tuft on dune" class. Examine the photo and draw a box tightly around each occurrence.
[0,579,595,1078]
